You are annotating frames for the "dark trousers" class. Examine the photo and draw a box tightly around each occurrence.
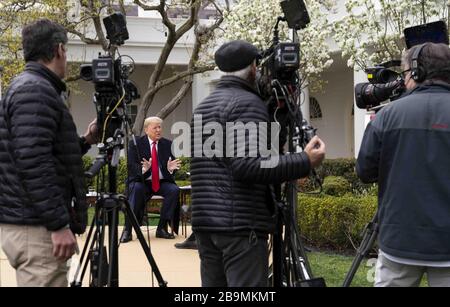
[125,181,180,233]
[195,232,269,287]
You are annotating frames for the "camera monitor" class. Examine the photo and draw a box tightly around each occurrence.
[103,13,129,46]
[280,0,310,30]
[404,21,449,49]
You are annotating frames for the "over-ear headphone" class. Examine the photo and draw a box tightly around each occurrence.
[410,43,429,82]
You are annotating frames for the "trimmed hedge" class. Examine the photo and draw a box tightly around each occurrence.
[297,194,377,251]
[174,156,191,181]
[82,156,128,194]
[322,176,351,196]
[299,158,377,195]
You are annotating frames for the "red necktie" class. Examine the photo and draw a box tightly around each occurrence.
[151,141,160,192]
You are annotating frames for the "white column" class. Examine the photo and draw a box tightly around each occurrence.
[301,84,310,122]
[353,68,369,158]
[192,70,222,111]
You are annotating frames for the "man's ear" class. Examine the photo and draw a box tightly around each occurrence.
[56,43,65,58]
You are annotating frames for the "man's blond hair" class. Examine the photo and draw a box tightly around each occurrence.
[144,116,163,129]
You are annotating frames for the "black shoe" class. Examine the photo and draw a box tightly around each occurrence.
[120,230,132,243]
[174,239,197,250]
[156,228,175,239]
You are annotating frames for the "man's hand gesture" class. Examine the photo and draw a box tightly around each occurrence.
[167,157,181,174]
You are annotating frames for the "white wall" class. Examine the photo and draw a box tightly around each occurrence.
[67,16,195,65]
[353,69,370,158]
[310,55,355,158]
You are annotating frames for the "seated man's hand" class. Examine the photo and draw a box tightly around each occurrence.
[167,157,182,173]
[142,158,152,173]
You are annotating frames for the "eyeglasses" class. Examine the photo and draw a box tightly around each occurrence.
[400,68,411,79]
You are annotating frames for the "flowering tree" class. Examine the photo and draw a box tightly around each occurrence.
[333,0,450,70]
[223,0,335,91]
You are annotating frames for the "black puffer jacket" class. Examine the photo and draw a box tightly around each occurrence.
[191,76,311,236]
[0,62,87,233]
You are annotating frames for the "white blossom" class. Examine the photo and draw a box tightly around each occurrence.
[333,0,449,70]
[222,0,335,91]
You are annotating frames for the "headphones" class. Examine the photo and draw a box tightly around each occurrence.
[410,43,429,82]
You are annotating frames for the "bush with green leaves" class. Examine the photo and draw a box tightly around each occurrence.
[322,176,351,196]
[298,194,377,251]
[174,156,191,181]
[82,156,128,194]
[299,158,376,195]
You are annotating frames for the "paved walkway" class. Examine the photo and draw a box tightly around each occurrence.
[0,226,201,287]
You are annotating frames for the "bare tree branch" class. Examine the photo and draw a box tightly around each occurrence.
[133,0,224,133]
[67,27,100,45]
[156,77,192,119]
[133,0,162,11]
[175,0,201,41]
[118,0,127,16]
[155,64,214,90]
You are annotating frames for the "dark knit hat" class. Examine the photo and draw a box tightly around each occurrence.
[214,40,261,72]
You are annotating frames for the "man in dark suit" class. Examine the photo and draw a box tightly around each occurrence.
[120,117,181,242]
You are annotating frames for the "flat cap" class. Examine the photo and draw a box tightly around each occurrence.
[215,40,260,72]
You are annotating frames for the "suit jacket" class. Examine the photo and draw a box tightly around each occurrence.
[127,136,176,184]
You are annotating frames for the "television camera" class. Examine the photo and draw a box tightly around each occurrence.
[257,0,325,287]
[355,20,449,111]
[71,13,165,288]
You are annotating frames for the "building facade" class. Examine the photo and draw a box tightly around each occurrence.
[67,0,368,158]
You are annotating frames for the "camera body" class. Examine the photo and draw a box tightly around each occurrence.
[258,42,300,100]
[256,6,316,152]
[355,21,449,110]
[80,13,139,142]
[355,61,406,110]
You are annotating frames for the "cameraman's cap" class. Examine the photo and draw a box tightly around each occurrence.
[215,40,261,72]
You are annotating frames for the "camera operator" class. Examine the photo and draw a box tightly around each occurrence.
[0,19,98,287]
[190,40,326,287]
[357,43,450,287]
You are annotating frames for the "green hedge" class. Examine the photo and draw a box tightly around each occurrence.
[299,158,377,195]
[298,194,377,251]
[322,176,351,196]
[82,156,128,194]
[174,156,191,181]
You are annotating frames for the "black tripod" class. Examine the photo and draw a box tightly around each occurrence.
[342,212,379,287]
[70,131,167,287]
[271,119,326,287]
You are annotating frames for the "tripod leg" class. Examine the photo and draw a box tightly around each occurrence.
[342,214,379,287]
[121,196,167,287]
[71,207,98,286]
[96,211,108,287]
[107,206,120,287]
[272,211,284,287]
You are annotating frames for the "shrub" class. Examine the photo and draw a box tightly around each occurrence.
[297,194,377,251]
[322,176,351,196]
[82,156,128,194]
[174,156,191,181]
[82,155,95,190]
[299,158,376,195]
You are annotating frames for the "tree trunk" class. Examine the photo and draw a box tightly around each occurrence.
[157,76,194,120]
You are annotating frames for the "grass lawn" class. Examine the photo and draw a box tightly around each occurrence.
[308,251,429,287]
[307,251,375,287]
